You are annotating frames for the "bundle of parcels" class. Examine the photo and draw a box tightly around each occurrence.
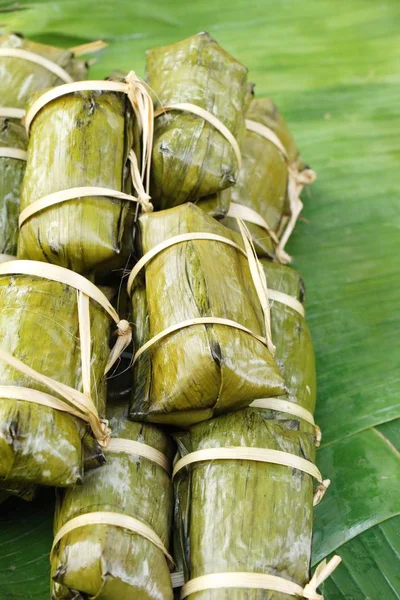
[0,30,340,599]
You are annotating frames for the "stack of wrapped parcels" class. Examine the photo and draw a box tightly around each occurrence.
[0,31,340,600]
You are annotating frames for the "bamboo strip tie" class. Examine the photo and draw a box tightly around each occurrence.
[0,147,27,161]
[173,447,330,506]
[179,556,342,599]
[128,221,306,363]
[154,103,242,169]
[0,107,26,119]
[226,119,316,264]
[106,438,170,474]
[127,223,275,356]
[246,119,316,262]
[0,260,132,445]
[20,72,154,227]
[250,398,321,446]
[0,48,74,83]
[51,511,174,569]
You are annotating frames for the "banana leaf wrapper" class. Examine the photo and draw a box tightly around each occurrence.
[222,98,306,258]
[51,399,174,600]
[147,32,248,209]
[174,408,316,600]
[0,117,27,255]
[18,88,138,276]
[0,272,110,487]
[195,187,232,219]
[0,33,88,108]
[130,202,285,427]
[195,83,255,219]
[263,260,316,415]
[0,33,89,261]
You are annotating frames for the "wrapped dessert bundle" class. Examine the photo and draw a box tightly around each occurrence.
[257,260,317,419]
[0,260,131,488]
[172,263,338,599]
[173,410,328,600]
[0,33,95,261]
[128,202,286,427]
[221,98,316,262]
[51,399,174,600]
[17,71,153,275]
[147,32,248,209]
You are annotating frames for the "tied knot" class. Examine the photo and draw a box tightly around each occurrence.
[315,425,322,447]
[98,419,111,447]
[123,73,154,215]
[104,320,132,375]
[303,556,342,600]
[313,478,331,506]
[291,165,317,187]
[140,193,153,213]
[117,319,131,336]
[128,150,154,213]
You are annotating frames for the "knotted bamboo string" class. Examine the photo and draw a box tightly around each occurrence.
[106,438,170,474]
[21,73,154,226]
[51,511,174,568]
[0,107,26,119]
[128,222,276,356]
[172,446,329,506]
[128,218,306,363]
[0,260,132,445]
[246,119,316,263]
[227,201,280,245]
[250,398,321,446]
[0,48,74,83]
[179,556,342,599]
[226,119,316,263]
[0,41,107,81]
[0,147,27,160]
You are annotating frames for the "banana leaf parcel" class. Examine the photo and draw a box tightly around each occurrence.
[17,72,151,276]
[172,264,334,599]
[147,32,248,209]
[51,399,174,600]
[262,259,316,415]
[0,260,125,488]
[173,408,321,600]
[129,202,285,428]
[0,33,91,261]
[222,98,315,262]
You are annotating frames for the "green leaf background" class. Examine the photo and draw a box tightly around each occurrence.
[0,1,399,598]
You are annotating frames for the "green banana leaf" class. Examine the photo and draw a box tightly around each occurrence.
[52,399,174,600]
[130,202,285,427]
[0,267,110,489]
[18,88,137,276]
[0,33,90,260]
[0,1,399,598]
[221,98,304,259]
[174,408,316,600]
[147,32,248,209]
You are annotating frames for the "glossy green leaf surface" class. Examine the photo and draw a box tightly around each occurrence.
[0,1,399,598]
